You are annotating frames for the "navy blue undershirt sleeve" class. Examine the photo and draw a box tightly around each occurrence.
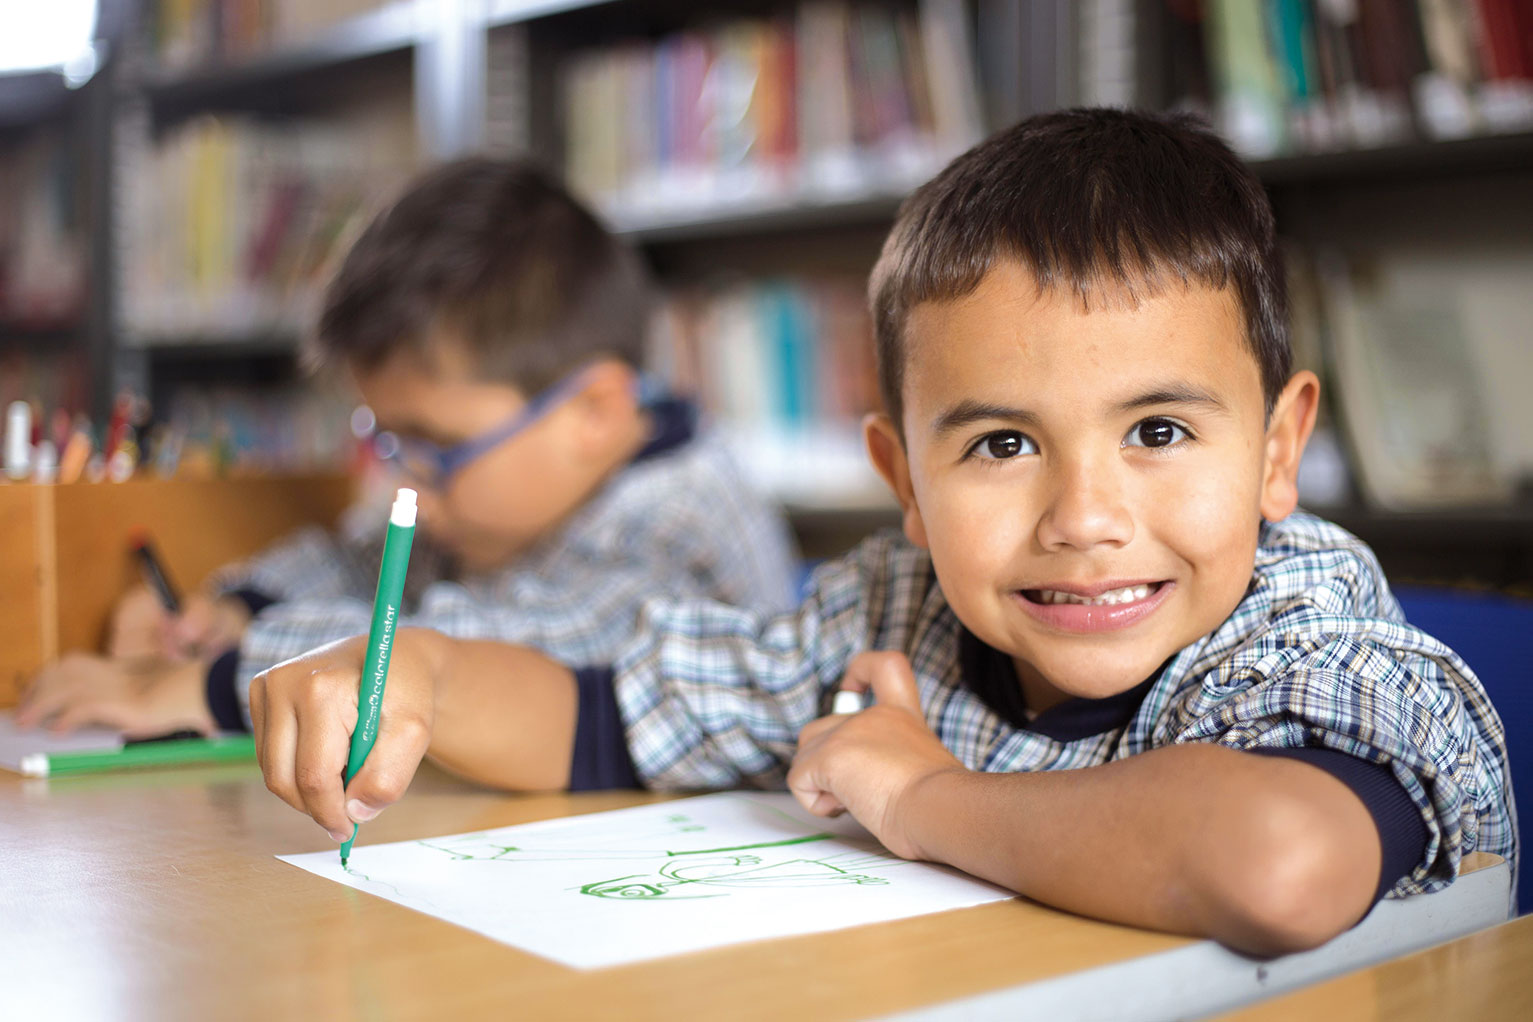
[1249,746,1430,907]
[224,587,278,619]
[568,666,641,791]
[204,647,248,732]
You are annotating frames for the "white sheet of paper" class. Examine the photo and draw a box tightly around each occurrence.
[0,712,124,773]
[279,791,1014,968]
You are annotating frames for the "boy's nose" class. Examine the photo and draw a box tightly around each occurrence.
[1034,459,1134,552]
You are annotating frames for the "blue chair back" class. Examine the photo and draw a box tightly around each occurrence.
[1396,586,1532,914]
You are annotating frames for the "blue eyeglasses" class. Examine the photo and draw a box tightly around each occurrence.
[369,370,590,490]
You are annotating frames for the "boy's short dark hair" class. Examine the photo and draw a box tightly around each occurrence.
[869,108,1290,431]
[315,158,650,392]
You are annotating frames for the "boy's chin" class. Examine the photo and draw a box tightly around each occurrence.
[1025,656,1170,705]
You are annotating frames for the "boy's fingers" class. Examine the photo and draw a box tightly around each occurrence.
[292,697,354,842]
[787,760,844,818]
[808,792,846,817]
[14,675,72,728]
[258,703,307,818]
[859,653,922,713]
[343,712,430,822]
[248,674,267,748]
[797,714,841,747]
[839,652,922,714]
[51,699,133,735]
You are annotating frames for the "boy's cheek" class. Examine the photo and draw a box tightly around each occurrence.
[924,485,1032,562]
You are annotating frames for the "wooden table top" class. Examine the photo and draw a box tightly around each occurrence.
[1,761,1197,1022]
[1219,911,1533,1021]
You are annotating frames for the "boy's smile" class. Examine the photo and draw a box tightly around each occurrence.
[868,260,1317,714]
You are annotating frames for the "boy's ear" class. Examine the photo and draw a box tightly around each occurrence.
[864,413,929,549]
[1259,370,1321,523]
[569,360,641,456]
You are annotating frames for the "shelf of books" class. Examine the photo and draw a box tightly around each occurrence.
[118,108,418,347]
[653,275,893,513]
[142,0,421,96]
[118,0,423,349]
[1189,0,1533,161]
[558,0,983,241]
[547,0,980,514]
[0,130,88,339]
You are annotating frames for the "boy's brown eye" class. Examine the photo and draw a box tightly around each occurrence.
[1126,419,1188,449]
[971,431,1033,460]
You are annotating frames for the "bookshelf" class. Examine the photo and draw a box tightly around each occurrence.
[0,56,116,424]
[1,0,1529,582]
[138,0,420,101]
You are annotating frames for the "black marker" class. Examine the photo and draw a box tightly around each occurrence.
[130,529,182,615]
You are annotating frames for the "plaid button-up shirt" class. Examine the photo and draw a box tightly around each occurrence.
[226,431,799,719]
[613,511,1517,899]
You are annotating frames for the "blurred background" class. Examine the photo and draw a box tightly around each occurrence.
[2,0,1532,583]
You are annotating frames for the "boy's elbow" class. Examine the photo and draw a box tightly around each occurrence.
[1207,800,1377,956]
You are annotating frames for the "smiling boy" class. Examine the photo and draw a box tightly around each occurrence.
[246,110,1515,955]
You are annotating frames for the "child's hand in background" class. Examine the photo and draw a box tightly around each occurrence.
[163,592,251,659]
[249,628,443,844]
[787,651,965,861]
[16,653,216,737]
[106,586,173,660]
[108,586,251,661]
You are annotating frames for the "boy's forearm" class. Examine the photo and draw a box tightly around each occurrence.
[900,743,1381,955]
[406,629,579,792]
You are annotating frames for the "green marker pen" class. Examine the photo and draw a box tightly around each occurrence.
[340,487,417,867]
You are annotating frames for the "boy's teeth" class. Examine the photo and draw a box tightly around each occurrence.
[1036,584,1152,606]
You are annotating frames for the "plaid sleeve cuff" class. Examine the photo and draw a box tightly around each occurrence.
[1250,746,1430,906]
[569,666,641,791]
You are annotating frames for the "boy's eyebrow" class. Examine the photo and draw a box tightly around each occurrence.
[929,385,1229,438]
[930,400,1039,439]
[1112,384,1230,415]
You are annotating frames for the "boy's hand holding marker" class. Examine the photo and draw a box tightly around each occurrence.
[788,651,965,862]
[108,587,251,662]
[251,631,439,845]
[250,629,581,845]
[250,489,576,851]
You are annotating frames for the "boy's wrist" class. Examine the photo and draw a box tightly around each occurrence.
[895,764,973,863]
[140,657,219,735]
[397,626,451,674]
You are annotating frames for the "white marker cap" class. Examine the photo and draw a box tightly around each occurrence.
[390,487,418,527]
[831,690,866,715]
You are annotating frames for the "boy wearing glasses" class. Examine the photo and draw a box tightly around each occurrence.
[18,159,799,738]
